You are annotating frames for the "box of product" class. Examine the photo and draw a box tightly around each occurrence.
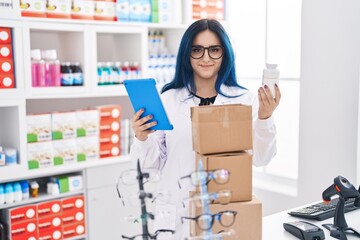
[76,109,99,137]
[62,222,86,238]
[76,136,99,162]
[27,141,54,169]
[53,139,77,165]
[20,0,47,17]
[98,104,121,119]
[37,200,62,218]
[57,175,83,193]
[27,114,52,143]
[191,104,253,154]
[94,0,116,21]
[46,0,72,19]
[116,0,129,21]
[52,111,77,140]
[191,196,262,240]
[195,151,252,202]
[71,0,95,20]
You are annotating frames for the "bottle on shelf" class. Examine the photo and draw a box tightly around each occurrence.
[13,182,22,202]
[43,49,61,87]
[130,61,141,79]
[20,180,30,200]
[97,62,104,85]
[4,183,14,204]
[0,184,4,205]
[4,148,17,166]
[0,146,5,166]
[113,61,122,84]
[71,62,84,86]
[121,61,130,81]
[30,49,46,87]
[60,62,74,86]
[105,62,114,84]
[30,181,39,198]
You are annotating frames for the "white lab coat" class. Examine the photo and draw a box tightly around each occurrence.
[129,85,277,239]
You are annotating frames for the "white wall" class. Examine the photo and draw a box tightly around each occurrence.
[255,0,360,215]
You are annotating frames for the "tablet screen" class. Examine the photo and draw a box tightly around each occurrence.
[124,78,174,130]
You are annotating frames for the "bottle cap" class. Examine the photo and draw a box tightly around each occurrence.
[266,63,278,69]
[4,183,13,193]
[13,182,22,192]
[49,49,58,60]
[30,181,39,189]
[20,180,29,190]
[31,49,42,60]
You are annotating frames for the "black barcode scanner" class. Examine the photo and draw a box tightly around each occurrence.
[322,176,360,240]
[355,186,360,207]
[322,176,359,202]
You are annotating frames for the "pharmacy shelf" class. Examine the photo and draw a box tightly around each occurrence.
[0,190,84,210]
[0,155,131,183]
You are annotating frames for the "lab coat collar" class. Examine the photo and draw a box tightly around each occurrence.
[178,85,248,105]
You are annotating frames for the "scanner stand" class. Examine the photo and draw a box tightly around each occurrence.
[322,197,360,240]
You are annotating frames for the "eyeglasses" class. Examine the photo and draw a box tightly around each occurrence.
[181,210,237,231]
[118,190,171,207]
[117,168,161,186]
[122,229,175,240]
[183,189,232,208]
[191,45,224,60]
[186,229,237,240]
[178,169,230,189]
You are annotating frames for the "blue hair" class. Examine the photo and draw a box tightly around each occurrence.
[161,19,246,96]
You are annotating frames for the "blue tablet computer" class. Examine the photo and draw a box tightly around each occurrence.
[124,78,174,130]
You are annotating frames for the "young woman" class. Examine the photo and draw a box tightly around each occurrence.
[129,19,281,239]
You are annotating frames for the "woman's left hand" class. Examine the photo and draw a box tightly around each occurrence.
[258,84,281,120]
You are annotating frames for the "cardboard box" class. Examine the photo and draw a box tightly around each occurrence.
[196,152,252,202]
[191,196,262,240]
[191,104,253,154]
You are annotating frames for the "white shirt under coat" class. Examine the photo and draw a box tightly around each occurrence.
[129,85,277,239]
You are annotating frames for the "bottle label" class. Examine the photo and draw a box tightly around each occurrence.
[73,72,83,85]
[61,73,74,86]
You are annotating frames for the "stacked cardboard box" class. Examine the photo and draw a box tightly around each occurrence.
[190,104,262,240]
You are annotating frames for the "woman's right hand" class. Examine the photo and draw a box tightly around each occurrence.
[131,108,157,141]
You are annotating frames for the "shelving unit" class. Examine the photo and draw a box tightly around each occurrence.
[0,12,186,239]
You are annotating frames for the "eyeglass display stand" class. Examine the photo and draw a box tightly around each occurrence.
[198,160,214,237]
[136,159,152,240]
[322,177,360,240]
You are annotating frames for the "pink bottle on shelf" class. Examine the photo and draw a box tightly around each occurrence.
[43,49,61,87]
[30,49,46,87]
